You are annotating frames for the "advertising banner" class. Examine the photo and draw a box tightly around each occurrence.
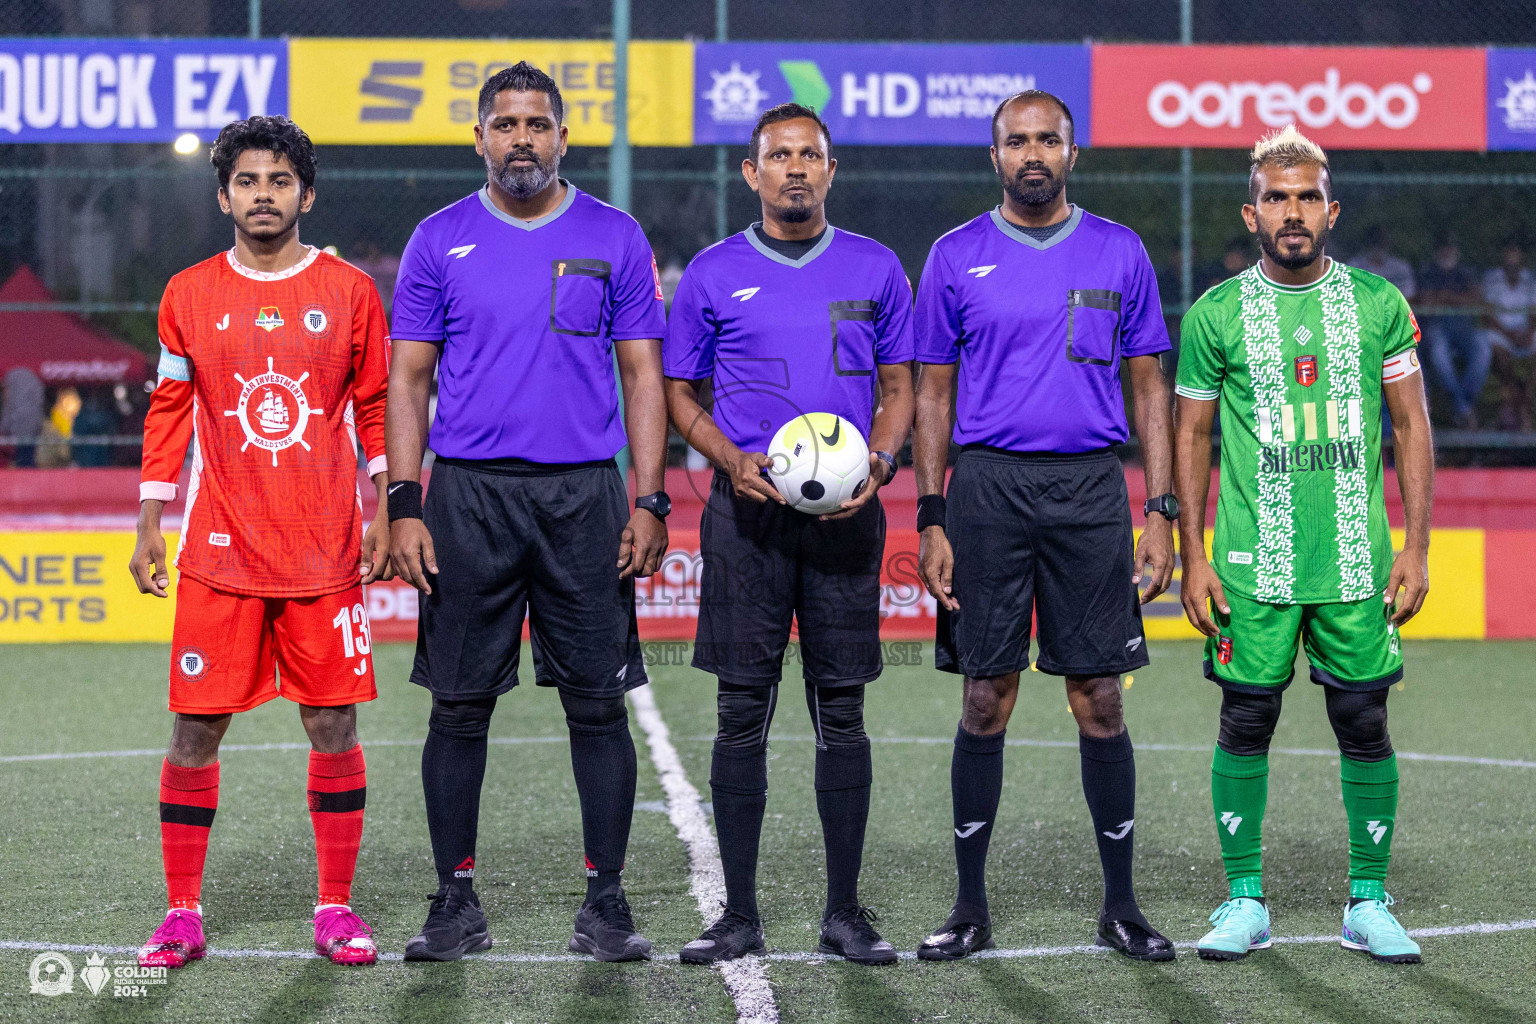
[694,42,1090,147]
[0,38,286,143]
[1092,44,1486,150]
[0,531,178,642]
[288,39,692,146]
[1487,49,1536,150]
[0,526,1499,643]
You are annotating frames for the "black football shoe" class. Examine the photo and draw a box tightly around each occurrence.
[819,905,898,965]
[403,886,492,962]
[917,908,995,962]
[1096,912,1176,962]
[680,909,767,964]
[569,889,653,963]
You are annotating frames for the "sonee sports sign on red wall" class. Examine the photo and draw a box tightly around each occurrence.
[1091,45,1486,150]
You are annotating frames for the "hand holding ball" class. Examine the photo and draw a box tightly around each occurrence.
[766,413,871,515]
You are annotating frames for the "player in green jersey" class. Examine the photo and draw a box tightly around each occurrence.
[1173,125,1434,965]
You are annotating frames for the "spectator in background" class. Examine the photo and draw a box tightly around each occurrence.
[1196,238,1252,295]
[35,386,80,467]
[1351,225,1416,300]
[1417,235,1488,429]
[71,387,119,467]
[1480,239,1536,431]
[0,367,44,467]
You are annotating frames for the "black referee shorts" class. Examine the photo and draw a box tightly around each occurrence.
[693,471,885,688]
[410,457,645,701]
[935,446,1149,680]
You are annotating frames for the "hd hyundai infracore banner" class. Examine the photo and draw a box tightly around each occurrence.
[0,38,1526,149]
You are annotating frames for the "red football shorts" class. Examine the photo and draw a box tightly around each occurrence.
[168,575,379,715]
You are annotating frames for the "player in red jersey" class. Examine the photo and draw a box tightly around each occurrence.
[129,116,391,968]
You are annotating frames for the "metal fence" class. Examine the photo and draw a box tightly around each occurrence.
[4,0,1536,463]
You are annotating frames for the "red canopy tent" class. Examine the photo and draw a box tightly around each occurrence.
[0,266,150,384]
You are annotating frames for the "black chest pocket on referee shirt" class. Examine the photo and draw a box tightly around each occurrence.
[1066,288,1122,366]
[550,259,611,337]
[829,300,877,377]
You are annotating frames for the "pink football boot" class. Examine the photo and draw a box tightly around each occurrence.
[314,905,378,966]
[138,907,208,968]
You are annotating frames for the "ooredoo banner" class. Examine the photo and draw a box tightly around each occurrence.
[1092,44,1485,150]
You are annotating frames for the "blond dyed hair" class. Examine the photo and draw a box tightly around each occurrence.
[1248,123,1332,201]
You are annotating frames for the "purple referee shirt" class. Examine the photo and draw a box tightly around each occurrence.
[391,182,665,462]
[915,206,1170,453]
[664,225,915,454]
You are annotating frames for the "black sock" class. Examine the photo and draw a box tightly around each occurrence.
[1079,730,1142,921]
[951,724,1005,921]
[710,744,768,922]
[567,714,637,902]
[421,702,493,893]
[815,740,873,916]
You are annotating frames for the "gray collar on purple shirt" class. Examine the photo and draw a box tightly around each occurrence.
[988,204,1084,251]
[476,179,578,231]
[743,222,838,268]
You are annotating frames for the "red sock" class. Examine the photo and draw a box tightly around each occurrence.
[159,760,219,911]
[308,745,366,907]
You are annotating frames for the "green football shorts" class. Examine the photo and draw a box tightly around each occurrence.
[1203,591,1404,693]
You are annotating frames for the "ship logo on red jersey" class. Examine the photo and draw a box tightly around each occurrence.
[225,356,322,467]
[254,306,284,332]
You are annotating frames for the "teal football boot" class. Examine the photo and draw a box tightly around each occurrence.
[1341,893,1422,964]
[1196,897,1272,961]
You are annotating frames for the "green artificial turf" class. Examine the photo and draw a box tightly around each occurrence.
[1,640,1532,1023]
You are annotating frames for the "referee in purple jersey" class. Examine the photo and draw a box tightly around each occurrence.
[386,64,670,964]
[912,91,1179,961]
[663,104,915,966]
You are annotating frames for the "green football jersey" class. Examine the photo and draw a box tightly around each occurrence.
[1175,260,1420,604]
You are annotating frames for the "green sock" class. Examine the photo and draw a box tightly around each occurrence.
[1341,753,1398,902]
[1211,746,1268,899]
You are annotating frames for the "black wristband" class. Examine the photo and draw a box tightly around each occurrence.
[387,480,424,522]
[916,494,947,532]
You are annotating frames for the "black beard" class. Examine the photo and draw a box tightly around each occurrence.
[489,149,559,200]
[1259,222,1329,271]
[773,198,815,224]
[1001,164,1066,208]
[768,191,817,225]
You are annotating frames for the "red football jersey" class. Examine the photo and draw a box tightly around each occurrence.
[141,246,390,598]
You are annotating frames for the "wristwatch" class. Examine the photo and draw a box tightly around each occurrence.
[1143,493,1180,521]
[636,491,672,520]
[872,450,898,482]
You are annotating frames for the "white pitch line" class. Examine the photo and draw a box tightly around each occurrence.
[0,736,565,764]
[709,736,1536,770]
[5,919,1534,966]
[629,684,779,1024]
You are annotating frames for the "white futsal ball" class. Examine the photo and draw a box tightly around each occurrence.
[766,412,871,515]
